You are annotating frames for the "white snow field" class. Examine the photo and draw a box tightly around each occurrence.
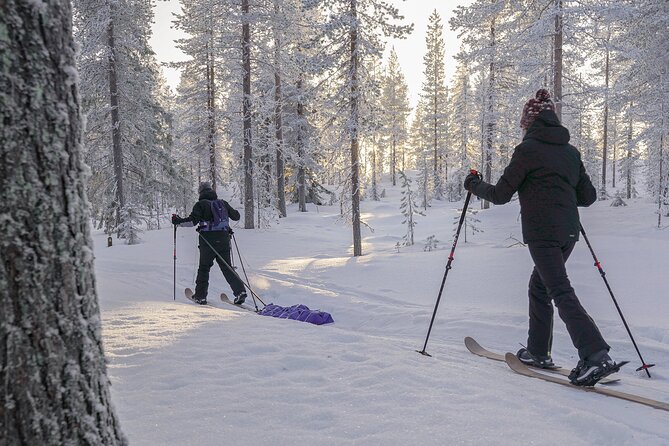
[96,183,669,445]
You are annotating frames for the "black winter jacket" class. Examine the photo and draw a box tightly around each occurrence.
[470,110,597,243]
[185,188,241,225]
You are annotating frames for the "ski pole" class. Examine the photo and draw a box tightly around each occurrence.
[231,232,260,310]
[580,224,654,377]
[417,171,477,357]
[173,217,177,301]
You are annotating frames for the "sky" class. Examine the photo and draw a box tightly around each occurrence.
[149,0,476,109]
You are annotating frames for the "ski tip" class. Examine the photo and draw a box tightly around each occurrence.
[463,336,479,352]
[504,352,526,370]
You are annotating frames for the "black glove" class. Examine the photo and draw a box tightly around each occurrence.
[172,214,187,225]
[463,170,483,192]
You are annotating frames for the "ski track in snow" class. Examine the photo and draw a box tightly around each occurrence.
[96,188,669,445]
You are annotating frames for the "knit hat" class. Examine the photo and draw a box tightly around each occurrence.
[520,89,555,130]
[198,182,212,193]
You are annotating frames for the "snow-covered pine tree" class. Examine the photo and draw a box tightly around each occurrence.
[241,0,255,228]
[75,0,176,235]
[455,208,483,243]
[418,10,449,201]
[618,101,639,200]
[359,56,384,200]
[317,0,412,256]
[610,1,669,222]
[1,1,126,442]
[399,171,424,246]
[424,235,439,252]
[416,149,431,211]
[451,1,512,209]
[171,0,222,190]
[446,57,474,201]
[118,203,144,245]
[380,48,411,187]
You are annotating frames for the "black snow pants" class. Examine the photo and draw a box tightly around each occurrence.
[194,231,245,299]
[526,240,610,360]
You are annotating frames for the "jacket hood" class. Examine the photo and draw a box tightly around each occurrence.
[523,109,570,145]
[198,188,218,201]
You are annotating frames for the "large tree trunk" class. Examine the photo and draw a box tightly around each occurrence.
[600,31,610,199]
[242,0,254,228]
[0,1,126,444]
[612,115,617,188]
[483,18,496,210]
[296,75,307,212]
[659,134,665,228]
[107,12,124,229]
[206,39,217,191]
[626,102,633,199]
[553,0,563,120]
[371,143,379,201]
[392,138,397,186]
[274,0,287,217]
[350,0,362,256]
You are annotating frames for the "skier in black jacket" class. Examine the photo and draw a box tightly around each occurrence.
[463,89,622,386]
[172,182,247,305]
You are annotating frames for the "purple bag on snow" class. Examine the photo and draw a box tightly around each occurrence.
[259,303,334,325]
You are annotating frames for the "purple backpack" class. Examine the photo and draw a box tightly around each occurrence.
[199,200,230,232]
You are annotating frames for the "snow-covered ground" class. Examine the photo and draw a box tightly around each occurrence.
[96,182,669,445]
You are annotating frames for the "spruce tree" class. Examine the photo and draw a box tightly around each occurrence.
[419,10,449,200]
[380,48,411,187]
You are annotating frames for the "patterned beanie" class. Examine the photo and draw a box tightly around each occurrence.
[198,182,212,193]
[520,89,555,129]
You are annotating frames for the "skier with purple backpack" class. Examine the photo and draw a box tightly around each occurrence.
[172,182,247,305]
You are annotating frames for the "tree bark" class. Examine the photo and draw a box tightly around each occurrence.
[350,0,362,256]
[296,75,307,212]
[483,18,496,210]
[612,116,617,188]
[392,138,397,186]
[371,143,379,201]
[600,31,610,199]
[273,0,287,217]
[242,0,254,228]
[1,1,126,443]
[553,0,563,120]
[206,39,217,191]
[107,11,124,229]
[626,102,633,199]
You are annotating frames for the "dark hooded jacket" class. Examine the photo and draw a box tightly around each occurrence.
[186,188,241,225]
[470,110,597,243]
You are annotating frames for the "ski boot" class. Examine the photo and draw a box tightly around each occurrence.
[517,348,556,369]
[569,350,623,386]
[233,291,247,305]
[192,295,207,305]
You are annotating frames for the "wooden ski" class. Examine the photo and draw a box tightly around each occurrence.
[505,352,669,412]
[464,337,619,384]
